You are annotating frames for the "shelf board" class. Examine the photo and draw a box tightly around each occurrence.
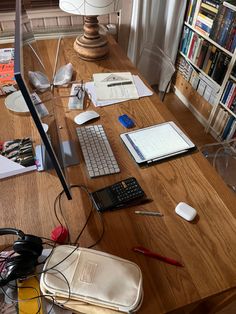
[184,22,234,57]
[179,51,221,89]
[219,101,236,118]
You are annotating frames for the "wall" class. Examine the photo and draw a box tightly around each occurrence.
[0,1,133,53]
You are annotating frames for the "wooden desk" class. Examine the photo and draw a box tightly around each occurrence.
[0,37,236,313]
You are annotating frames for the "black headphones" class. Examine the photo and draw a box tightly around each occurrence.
[0,228,43,286]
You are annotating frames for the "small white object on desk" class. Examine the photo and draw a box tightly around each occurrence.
[175,202,197,221]
[74,110,100,125]
[4,90,29,113]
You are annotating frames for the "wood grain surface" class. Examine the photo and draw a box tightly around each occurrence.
[0,37,236,313]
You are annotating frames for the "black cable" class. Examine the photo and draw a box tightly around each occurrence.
[0,284,56,314]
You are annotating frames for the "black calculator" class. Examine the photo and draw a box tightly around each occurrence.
[91,177,146,212]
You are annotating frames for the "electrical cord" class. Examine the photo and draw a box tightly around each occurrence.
[0,184,105,312]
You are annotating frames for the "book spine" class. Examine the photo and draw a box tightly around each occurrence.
[201,3,219,14]
[189,0,198,25]
[197,41,210,68]
[188,33,198,59]
[195,20,212,34]
[186,0,194,23]
[225,82,236,106]
[226,119,236,140]
[202,44,213,71]
[185,31,194,56]
[202,0,221,9]
[221,80,233,104]
[208,49,220,76]
[221,116,235,139]
[217,8,235,47]
[211,53,230,84]
[209,5,227,41]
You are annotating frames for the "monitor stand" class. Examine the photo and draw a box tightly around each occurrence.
[35,141,79,171]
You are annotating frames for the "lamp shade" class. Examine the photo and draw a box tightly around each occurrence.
[59,0,122,16]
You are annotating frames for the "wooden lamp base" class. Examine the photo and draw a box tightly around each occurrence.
[74,16,109,61]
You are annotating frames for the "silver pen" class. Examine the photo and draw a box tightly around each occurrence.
[135,210,164,217]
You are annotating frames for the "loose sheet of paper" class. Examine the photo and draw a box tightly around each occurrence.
[93,72,139,101]
[85,75,153,107]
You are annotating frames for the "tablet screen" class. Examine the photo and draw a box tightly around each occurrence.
[120,122,195,164]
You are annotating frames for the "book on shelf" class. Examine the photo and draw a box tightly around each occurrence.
[197,40,209,68]
[221,80,234,103]
[218,110,229,135]
[205,45,217,73]
[226,119,236,139]
[195,19,212,35]
[210,52,230,84]
[202,0,221,9]
[218,6,236,46]
[221,115,236,139]
[209,3,236,51]
[201,2,219,14]
[188,33,199,59]
[202,44,213,70]
[0,138,37,179]
[212,108,226,133]
[226,83,236,107]
[229,94,236,112]
[209,4,227,41]
[0,48,17,96]
[186,0,198,25]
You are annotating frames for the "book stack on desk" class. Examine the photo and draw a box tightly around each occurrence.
[0,137,37,179]
[0,48,17,96]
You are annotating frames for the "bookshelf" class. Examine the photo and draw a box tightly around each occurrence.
[176,0,236,141]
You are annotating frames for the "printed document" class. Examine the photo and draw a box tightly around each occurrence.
[93,72,139,101]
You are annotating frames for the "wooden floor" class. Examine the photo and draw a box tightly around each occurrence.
[163,92,215,147]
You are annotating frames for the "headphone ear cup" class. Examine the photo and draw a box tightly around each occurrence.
[0,255,37,286]
[13,235,43,257]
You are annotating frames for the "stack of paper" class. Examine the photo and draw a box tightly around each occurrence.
[86,73,153,107]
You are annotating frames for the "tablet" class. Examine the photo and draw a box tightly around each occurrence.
[120,121,196,164]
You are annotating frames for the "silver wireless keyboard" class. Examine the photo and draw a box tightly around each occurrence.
[76,125,120,178]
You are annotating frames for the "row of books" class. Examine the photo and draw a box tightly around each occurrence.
[212,107,236,139]
[176,55,220,105]
[186,0,199,25]
[209,3,236,52]
[221,79,236,112]
[185,1,236,53]
[180,25,230,84]
[195,0,221,36]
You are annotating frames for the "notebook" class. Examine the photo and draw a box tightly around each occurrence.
[120,121,196,165]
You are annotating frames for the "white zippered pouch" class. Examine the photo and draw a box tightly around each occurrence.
[40,245,143,313]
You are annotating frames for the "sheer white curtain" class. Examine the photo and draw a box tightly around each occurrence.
[127,0,187,90]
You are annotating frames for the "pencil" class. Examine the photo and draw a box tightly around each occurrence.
[135,210,163,217]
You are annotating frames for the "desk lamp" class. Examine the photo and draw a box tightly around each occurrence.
[59,0,121,61]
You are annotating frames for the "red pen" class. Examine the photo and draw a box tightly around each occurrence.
[133,246,184,267]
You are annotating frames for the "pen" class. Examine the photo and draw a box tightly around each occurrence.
[133,246,184,267]
[135,210,163,217]
[107,81,133,87]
